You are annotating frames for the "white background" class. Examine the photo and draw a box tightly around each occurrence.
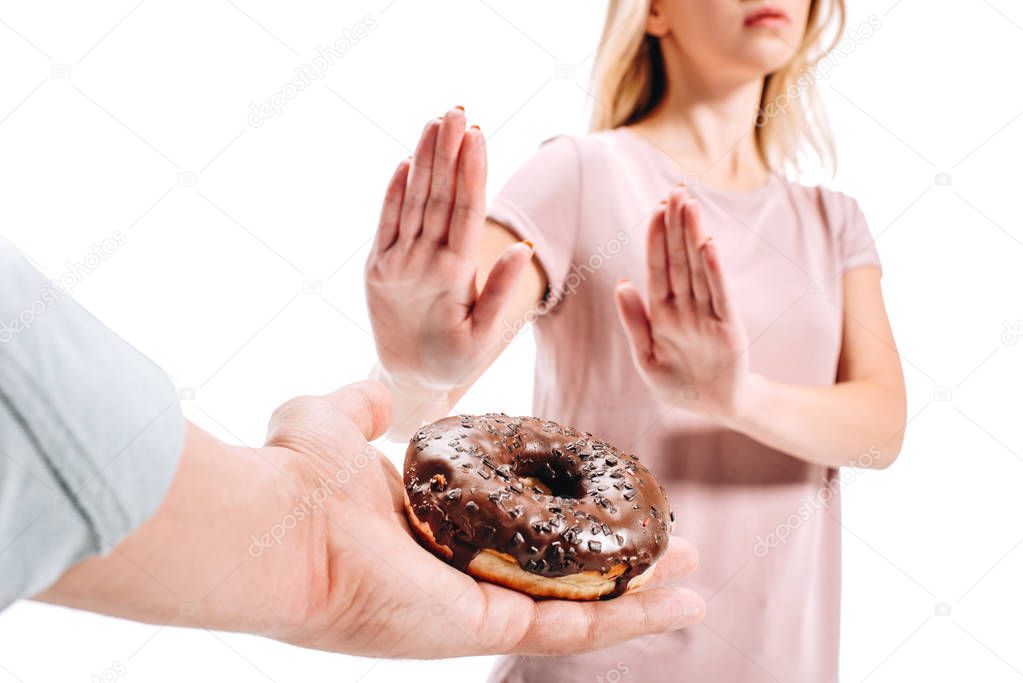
[1,0,1022,681]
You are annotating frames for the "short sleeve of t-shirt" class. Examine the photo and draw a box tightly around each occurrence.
[830,191,882,274]
[487,135,582,305]
[0,241,184,607]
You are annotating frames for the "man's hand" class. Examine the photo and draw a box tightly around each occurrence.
[38,381,705,658]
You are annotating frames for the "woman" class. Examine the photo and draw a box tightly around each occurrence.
[365,0,906,680]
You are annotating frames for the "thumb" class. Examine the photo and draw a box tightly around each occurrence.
[321,380,393,441]
[614,279,654,369]
[472,240,534,337]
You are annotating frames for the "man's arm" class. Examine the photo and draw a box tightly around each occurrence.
[37,383,706,658]
[0,241,184,607]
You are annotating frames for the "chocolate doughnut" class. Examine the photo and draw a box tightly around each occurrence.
[403,414,674,600]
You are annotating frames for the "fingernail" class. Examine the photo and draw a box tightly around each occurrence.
[471,124,481,131]
[521,240,534,250]
[454,105,465,111]
[616,278,628,287]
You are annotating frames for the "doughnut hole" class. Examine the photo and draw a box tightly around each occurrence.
[513,449,586,499]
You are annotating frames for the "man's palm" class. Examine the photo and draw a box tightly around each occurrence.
[266,381,706,658]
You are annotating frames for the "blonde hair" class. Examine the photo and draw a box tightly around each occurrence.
[589,0,846,176]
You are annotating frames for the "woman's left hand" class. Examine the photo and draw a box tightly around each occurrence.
[615,188,754,421]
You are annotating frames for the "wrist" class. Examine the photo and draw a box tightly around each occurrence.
[372,363,454,442]
[374,363,451,401]
[161,439,327,639]
[722,373,770,432]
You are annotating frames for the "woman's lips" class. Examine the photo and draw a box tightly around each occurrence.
[743,6,791,28]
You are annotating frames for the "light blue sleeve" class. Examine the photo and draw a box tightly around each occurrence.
[0,241,184,607]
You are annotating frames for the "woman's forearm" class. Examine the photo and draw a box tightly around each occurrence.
[724,373,907,469]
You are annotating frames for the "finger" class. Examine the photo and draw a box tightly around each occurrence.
[665,189,691,301]
[682,199,711,311]
[372,158,411,255]
[422,107,466,242]
[614,279,654,369]
[449,126,488,254]
[633,536,700,590]
[321,380,393,441]
[646,204,671,301]
[701,239,733,321]
[506,584,705,655]
[397,118,441,245]
[472,241,534,337]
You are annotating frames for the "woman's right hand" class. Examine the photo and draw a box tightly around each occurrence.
[365,108,535,394]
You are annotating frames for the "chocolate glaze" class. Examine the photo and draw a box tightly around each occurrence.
[404,414,674,599]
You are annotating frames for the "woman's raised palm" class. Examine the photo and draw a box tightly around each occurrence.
[364,109,534,391]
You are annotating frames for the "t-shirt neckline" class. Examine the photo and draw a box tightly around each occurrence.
[614,126,780,203]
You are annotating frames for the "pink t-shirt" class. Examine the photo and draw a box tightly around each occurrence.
[485,128,880,683]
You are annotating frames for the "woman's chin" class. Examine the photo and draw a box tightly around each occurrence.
[730,44,803,77]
